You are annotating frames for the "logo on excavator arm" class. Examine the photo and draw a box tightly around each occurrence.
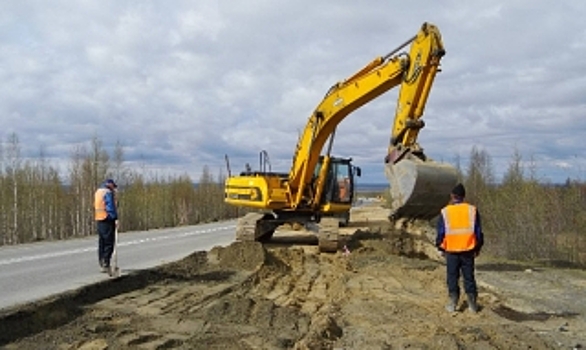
[333,97,344,108]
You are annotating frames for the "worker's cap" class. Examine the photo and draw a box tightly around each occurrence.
[451,183,466,198]
[105,179,118,188]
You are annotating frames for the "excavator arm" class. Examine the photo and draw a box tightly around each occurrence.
[288,22,456,218]
[389,24,444,151]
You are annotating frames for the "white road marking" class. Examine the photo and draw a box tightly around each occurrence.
[0,225,235,267]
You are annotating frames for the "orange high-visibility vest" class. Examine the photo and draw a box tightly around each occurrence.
[94,188,110,221]
[440,203,477,252]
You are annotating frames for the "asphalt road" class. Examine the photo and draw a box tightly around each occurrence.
[0,220,236,311]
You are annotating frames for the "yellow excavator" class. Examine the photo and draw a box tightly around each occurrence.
[224,22,457,252]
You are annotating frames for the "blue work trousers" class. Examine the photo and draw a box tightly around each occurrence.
[445,251,477,297]
[97,219,116,267]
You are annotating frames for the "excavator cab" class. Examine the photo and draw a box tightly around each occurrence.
[313,157,358,204]
[313,156,360,226]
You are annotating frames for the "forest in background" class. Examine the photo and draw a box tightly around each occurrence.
[0,135,236,246]
[456,147,586,266]
[1,135,585,266]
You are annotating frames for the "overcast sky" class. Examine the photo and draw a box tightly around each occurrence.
[1,1,585,184]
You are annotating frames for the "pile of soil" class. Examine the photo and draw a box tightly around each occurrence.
[1,204,584,349]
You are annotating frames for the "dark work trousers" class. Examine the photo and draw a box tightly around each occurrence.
[97,219,116,267]
[445,251,477,298]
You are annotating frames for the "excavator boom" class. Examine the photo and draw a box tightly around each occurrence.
[287,55,404,206]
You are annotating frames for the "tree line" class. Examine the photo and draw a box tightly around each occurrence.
[456,147,586,266]
[0,134,237,245]
[2,134,585,267]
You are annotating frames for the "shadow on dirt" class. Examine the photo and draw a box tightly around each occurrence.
[0,256,236,346]
[477,260,584,272]
[493,305,580,322]
[267,234,319,246]
[476,263,538,272]
[346,219,391,229]
[536,259,584,269]
[351,228,386,241]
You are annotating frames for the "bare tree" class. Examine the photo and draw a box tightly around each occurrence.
[68,137,110,238]
[5,133,22,244]
[464,146,494,208]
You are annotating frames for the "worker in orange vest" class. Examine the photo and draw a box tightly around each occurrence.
[436,183,484,313]
[94,179,118,273]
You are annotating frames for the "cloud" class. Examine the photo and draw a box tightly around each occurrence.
[1,0,586,184]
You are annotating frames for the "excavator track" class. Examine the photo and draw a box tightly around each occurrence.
[236,213,339,253]
[236,212,276,242]
[317,217,339,253]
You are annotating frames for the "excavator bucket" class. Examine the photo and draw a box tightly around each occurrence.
[385,158,458,220]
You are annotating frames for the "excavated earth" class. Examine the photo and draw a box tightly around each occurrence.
[1,203,585,349]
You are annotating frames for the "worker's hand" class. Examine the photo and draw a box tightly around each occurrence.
[437,249,445,258]
[474,250,480,258]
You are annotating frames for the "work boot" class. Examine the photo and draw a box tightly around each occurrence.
[467,294,479,313]
[446,294,458,313]
[99,260,107,272]
[100,260,110,273]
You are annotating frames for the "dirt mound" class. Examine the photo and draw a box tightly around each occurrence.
[208,241,267,271]
[2,208,585,349]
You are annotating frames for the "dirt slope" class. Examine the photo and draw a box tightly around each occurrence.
[1,204,584,349]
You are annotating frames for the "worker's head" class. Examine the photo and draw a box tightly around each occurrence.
[450,183,465,201]
[105,179,118,190]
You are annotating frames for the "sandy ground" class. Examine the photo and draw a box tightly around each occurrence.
[1,203,585,349]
